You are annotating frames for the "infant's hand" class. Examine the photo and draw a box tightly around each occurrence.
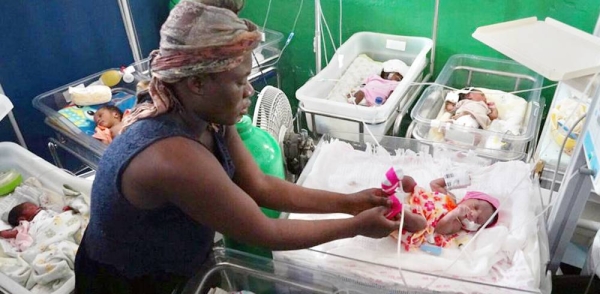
[0,229,17,239]
[487,102,496,109]
[451,205,471,220]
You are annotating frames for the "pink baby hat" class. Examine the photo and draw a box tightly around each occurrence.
[381,167,403,219]
[460,191,500,227]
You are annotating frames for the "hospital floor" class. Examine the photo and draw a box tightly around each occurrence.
[552,263,600,293]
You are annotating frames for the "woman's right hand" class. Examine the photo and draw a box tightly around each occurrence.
[352,206,400,238]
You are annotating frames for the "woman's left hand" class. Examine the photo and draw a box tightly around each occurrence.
[346,188,392,216]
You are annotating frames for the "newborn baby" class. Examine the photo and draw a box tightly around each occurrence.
[347,59,408,106]
[445,87,498,129]
[92,105,128,144]
[392,176,500,250]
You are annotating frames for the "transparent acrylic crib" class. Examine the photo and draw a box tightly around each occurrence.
[273,134,551,294]
[408,54,544,161]
[32,71,140,170]
[32,28,284,170]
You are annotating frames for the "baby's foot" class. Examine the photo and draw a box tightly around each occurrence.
[402,210,427,233]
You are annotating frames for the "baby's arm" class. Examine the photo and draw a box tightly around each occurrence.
[0,229,18,239]
[445,101,456,113]
[435,206,469,235]
[429,178,456,202]
[488,102,498,120]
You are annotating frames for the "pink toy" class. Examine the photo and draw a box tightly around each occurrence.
[381,167,404,220]
[381,167,404,195]
[385,196,403,220]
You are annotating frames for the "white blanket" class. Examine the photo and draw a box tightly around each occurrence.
[274,140,542,293]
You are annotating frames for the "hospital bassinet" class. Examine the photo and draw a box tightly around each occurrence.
[408,54,544,161]
[32,29,284,170]
[0,142,92,294]
[296,32,432,138]
[32,72,139,169]
[273,134,551,294]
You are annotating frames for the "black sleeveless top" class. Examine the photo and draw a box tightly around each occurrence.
[81,115,235,278]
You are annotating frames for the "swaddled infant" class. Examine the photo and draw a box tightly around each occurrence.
[391,175,500,250]
[445,87,499,129]
[0,202,85,251]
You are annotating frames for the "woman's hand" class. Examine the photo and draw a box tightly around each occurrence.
[345,188,392,216]
[352,206,400,238]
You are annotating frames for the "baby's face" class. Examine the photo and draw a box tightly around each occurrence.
[383,71,403,81]
[94,108,121,128]
[459,199,495,225]
[465,91,487,102]
[20,203,41,222]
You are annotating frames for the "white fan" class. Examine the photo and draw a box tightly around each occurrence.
[253,86,314,180]
[253,85,293,144]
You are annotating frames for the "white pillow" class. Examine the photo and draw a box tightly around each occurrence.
[326,54,383,103]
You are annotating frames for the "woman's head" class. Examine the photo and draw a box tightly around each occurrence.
[122,0,261,128]
[8,202,41,226]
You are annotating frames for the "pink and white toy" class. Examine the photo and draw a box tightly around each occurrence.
[381,167,404,219]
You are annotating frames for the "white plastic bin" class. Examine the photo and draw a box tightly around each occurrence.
[0,142,92,294]
[296,32,432,136]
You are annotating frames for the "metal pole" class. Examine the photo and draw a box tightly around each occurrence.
[314,0,322,73]
[430,0,439,75]
[117,0,143,62]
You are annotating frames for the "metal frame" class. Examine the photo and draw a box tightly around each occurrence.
[546,79,600,273]
[0,84,27,149]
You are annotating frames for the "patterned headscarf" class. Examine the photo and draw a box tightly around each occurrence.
[122,0,261,131]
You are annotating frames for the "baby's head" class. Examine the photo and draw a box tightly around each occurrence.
[458,87,487,102]
[94,105,123,128]
[381,59,408,82]
[8,202,41,226]
[458,191,499,231]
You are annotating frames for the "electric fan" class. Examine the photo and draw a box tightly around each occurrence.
[253,86,315,180]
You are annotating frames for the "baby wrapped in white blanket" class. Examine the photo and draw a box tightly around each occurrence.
[0,178,89,292]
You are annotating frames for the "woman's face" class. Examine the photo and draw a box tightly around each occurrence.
[188,53,255,125]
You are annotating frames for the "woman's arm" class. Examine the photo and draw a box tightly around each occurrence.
[226,126,390,215]
[121,136,399,250]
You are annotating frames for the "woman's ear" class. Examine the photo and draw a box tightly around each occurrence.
[186,76,204,95]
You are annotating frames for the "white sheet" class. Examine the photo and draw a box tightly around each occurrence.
[326,54,383,103]
[274,140,543,293]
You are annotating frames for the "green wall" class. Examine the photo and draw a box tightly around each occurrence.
[240,0,599,126]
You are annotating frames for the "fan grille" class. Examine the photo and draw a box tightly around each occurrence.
[253,86,293,142]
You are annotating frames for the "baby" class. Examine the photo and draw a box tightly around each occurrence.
[92,105,127,144]
[445,87,498,129]
[392,175,499,250]
[347,59,408,106]
[0,202,76,239]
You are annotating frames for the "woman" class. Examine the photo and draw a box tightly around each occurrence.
[74,1,421,293]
